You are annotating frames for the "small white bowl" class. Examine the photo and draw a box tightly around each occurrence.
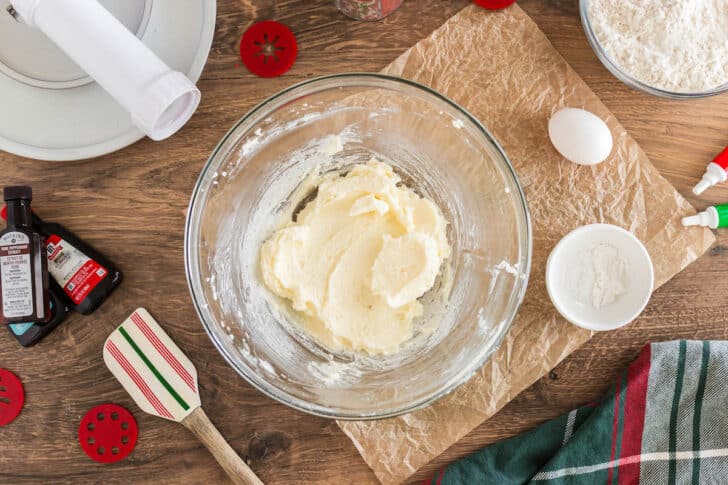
[546,224,654,331]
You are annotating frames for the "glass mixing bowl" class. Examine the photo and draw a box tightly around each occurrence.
[580,0,728,99]
[185,73,531,419]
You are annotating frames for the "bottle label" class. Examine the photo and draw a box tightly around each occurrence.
[9,299,55,337]
[46,234,108,305]
[0,232,33,318]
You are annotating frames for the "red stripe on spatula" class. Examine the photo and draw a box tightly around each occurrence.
[106,340,174,419]
[131,312,196,392]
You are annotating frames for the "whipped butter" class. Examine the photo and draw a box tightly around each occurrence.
[260,160,451,355]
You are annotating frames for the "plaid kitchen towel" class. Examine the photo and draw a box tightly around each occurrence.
[425,341,728,484]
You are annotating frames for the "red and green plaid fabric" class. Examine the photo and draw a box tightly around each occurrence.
[425,340,728,484]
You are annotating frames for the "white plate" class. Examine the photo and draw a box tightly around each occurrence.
[0,0,216,161]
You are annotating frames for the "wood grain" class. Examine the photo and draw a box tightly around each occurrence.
[0,0,726,484]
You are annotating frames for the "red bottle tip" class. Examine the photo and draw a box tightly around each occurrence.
[1,206,6,222]
[714,146,728,170]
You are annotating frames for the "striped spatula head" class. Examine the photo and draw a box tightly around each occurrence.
[103,308,201,422]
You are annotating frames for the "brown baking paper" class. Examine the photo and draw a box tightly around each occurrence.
[337,5,715,484]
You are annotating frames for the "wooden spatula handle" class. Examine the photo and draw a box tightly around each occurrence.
[182,407,263,485]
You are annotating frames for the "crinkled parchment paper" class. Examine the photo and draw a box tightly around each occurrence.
[337,4,715,484]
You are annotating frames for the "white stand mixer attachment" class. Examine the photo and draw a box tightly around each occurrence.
[9,0,200,141]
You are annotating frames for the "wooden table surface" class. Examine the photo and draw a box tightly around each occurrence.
[1,1,727,483]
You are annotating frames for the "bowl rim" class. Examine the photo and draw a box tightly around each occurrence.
[184,72,533,420]
[579,0,728,99]
[545,223,655,332]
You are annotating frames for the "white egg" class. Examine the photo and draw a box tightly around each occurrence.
[548,108,613,165]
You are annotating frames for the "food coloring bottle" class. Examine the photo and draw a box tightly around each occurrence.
[682,204,728,229]
[693,147,728,195]
[1,206,122,314]
[0,186,50,324]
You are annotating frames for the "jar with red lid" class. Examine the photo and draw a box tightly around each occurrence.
[336,0,403,21]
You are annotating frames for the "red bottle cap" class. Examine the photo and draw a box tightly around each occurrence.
[472,0,517,9]
[240,21,298,78]
[0,369,25,426]
[78,403,138,463]
[1,205,6,221]
[713,146,728,170]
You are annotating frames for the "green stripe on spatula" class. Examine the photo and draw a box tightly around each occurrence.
[118,326,189,411]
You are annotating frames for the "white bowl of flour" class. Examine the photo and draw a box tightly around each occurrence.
[581,0,728,98]
[546,224,654,331]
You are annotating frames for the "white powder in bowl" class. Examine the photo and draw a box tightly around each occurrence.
[588,0,728,93]
[571,243,628,310]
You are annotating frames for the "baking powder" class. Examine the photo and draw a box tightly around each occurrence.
[573,243,628,310]
[589,0,728,92]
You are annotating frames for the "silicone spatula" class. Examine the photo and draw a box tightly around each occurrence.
[103,308,262,485]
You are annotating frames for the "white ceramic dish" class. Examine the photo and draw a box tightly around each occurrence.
[0,0,216,161]
[546,224,654,331]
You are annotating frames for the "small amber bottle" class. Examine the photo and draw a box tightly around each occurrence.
[0,186,50,324]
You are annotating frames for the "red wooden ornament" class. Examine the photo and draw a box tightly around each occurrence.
[79,404,138,463]
[0,369,24,426]
[472,0,517,9]
[239,21,298,78]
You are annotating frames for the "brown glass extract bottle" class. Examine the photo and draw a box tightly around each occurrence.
[0,186,50,324]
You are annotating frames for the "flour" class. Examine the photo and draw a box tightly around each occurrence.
[572,243,628,309]
[589,0,728,92]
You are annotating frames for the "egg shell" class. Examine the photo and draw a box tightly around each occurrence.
[548,108,613,165]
